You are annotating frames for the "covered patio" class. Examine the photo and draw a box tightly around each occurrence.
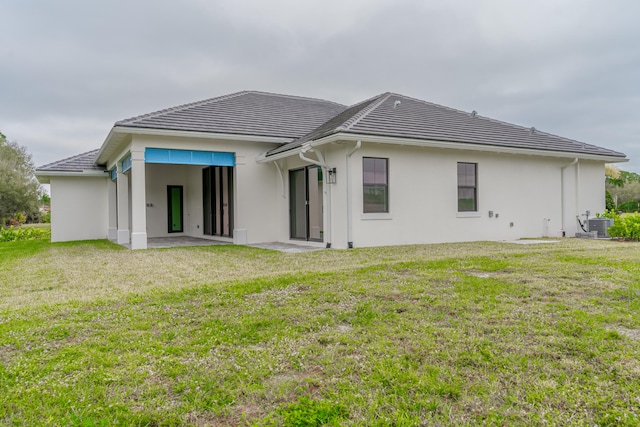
[108,148,236,250]
[119,236,324,252]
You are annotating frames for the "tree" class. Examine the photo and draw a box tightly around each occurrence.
[39,193,51,205]
[606,164,640,211]
[605,164,623,187]
[606,190,615,211]
[0,132,42,226]
[620,170,640,184]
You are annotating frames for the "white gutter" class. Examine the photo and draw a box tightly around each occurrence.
[257,133,628,164]
[34,170,108,184]
[35,170,107,177]
[346,140,362,248]
[299,146,332,248]
[560,158,579,235]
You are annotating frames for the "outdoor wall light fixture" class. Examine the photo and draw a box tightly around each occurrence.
[327,167,337,184]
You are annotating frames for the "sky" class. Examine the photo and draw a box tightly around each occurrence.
[1,0,639,173]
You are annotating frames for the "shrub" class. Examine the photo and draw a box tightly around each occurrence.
[607,213,640,241]
[0,226,51,242]
[606,190,615,211]
[598,209,618,219]
[617,200,639,213]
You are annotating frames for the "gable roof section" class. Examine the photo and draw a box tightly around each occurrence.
[266,92,626,159]
[115,90,347,140]
[268,93,391,156]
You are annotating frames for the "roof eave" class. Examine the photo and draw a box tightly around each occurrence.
[97,125,293,165]
[258,132,628,164]
[35,170,108,184]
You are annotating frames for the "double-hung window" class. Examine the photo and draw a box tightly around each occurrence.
[457,162,477,212]
[363,157,388,213]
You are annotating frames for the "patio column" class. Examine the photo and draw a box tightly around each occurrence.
[130,149,147,250]
[107,178,118,241]
[116,163,129,244]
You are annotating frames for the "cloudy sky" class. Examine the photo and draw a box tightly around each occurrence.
[1,0,639,172]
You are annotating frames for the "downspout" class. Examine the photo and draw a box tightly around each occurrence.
[346,140,362,248]
[299,147,332,248]
[575,160,581,219]
[561,158,579,235]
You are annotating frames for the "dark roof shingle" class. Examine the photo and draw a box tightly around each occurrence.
[267,92,626,158]
[38,90,626,173]
[36,149,105,173]
[116,90,347,140]
[268,93,389,155]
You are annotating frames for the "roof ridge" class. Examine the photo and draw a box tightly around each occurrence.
[37,149,100,170]
[339,92,392,131]
[115,90,347,126]
[115,91,251,125]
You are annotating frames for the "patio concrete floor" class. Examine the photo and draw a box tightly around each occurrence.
[120,236,324,252]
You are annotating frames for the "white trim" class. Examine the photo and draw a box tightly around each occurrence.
[114,126,292,144]
[35,170,107,177]
[35,170,108,184]
[97,126,291,165]
[361,212,393,220]
[258,132,628,164]
[456,212,482,218]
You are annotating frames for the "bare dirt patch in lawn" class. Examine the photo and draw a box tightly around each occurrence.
[608,325,640,340]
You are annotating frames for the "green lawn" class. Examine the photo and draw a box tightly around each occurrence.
[0,239,639,426]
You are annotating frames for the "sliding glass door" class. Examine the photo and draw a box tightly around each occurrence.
[203,166,234,237]
[289,166,323,242]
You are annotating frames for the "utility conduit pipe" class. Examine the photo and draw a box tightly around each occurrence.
[299,147,332,248]
[346,140,361,248]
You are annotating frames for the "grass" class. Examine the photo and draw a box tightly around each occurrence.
[0,238,639,426]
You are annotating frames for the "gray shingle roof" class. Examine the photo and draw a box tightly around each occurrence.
[267,92,626,158]
[37,149,105,173]
[268,93,388,155]
[115,90,347,139]
[39,90,626,173]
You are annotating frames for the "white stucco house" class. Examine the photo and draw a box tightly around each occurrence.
[35,90,627,249]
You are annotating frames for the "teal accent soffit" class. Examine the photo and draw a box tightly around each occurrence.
[145,148,235,166]
[110,168,117,181]
[121,154,132,173]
